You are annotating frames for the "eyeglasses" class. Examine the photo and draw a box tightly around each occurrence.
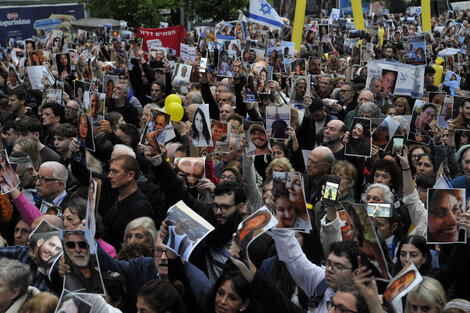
[65,241,88,250]
[321,259,352,273]
[153,247,167,257]
[326,300,358,313]
[339,89,352,93]
[211,203,236,212]
[220,174,236,180]
[412,153,424,160]
[35,176,59,184]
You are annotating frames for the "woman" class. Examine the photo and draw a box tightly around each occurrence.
[285,172,308,223]
[272,178,299,228]
[408,145,431,175]
[265,157,294,177]
[75,85,84,104]
[405,277,446,313]
[57,53,70,77]
[346,120,371,156]
[370,159,402,194]
[374,210,403,263]
[122,217,157,251]
[205,271,252,313]
[13,138,41,170]
[427,189,464,243]
[415,153,435,180]
[137,279,187,313]
[412,103,437,137]
[78,112,89,142]
[271,142,288,160]
[192,107,211,147]
[257,68,268,93]
[394,97,411,115]
[392,235,432,276]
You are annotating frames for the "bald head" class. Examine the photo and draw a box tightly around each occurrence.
[306,146,334,178]
[323,120,346,145]
[31,214,65,230]
[358,90,375,106]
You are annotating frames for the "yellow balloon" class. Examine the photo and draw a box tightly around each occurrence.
[164,94,182,107]
[166,102,184,122]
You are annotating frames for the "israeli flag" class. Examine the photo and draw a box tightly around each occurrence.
[329,8,341,24]
[249,0,283,30]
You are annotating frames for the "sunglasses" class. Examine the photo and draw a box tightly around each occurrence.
[65,241,88,249]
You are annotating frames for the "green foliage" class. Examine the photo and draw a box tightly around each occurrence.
[186,0,249,22]
[86,0,182,29]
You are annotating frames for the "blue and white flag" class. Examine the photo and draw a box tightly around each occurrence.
[249,0,283,30]
[329,8,341,24]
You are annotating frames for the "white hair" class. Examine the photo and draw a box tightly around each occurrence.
[112,144,136,158]
[41,161,68,183]
[361,183,395,204]
[393,115,409,136]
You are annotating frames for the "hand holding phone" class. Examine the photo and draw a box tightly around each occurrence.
[322,175,341,207]
[199,57,207,73]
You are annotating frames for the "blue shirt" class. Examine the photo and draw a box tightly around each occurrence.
[0,245,50,291]
[450,175,470,200]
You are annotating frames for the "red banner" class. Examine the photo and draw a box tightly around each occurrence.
[136,25,187,60]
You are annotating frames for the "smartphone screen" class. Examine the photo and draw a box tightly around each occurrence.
[199,57,207,72]
[366,203,392,218]
[392,137,404,156]
[323,175,341,206]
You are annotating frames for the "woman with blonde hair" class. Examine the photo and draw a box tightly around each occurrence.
[265,157,294,177]
[122,216,158,251]
[394,97,412,115]
[13,138,41,170]
[405,277,446,313]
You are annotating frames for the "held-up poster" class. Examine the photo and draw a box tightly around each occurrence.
[137,25,187,60]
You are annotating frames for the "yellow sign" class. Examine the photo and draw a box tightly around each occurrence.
[351,0,365,30]
[421,0,431,32]
[292,0,307,52]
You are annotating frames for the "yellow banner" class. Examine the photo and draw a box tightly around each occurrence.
[421,0,431,32]
[351,0,365,30]
[292,0,306,52]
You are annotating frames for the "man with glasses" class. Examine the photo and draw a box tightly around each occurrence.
[305,146,335,204]
[62,230,104,294]
[145,151,272,282]
[273,229,361,313]
[9,152,38,204]
[333,82,357,120]
[64,100,79,125]
[34,161,69,209]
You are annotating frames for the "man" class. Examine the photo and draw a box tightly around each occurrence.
[0,214,65,291]
[424,66,436,89]
[248,124,271,155]
[149,81,166,108]
[7,88,37,121]
[220,103,234,122]
[291,78,308,104]
[0,258,38,312]
[305,146,334,204]
[16,118,60,162]
[322,120,346,160]
[13,219,31,246]
[35,161,69,209]
[3,120,18,153]
[200,72,230,120]
[273,229,361,313]
[152,111,170,142]
[9,152,38,204]
[63,230,104,293]
[107,83,139,126]
[163,219,194,260]
[41,102,65,150]
[214,137,242,178]
[318,75,333,99]
[211,120,224,146]
[64,100,79,125]
[308,56,322,75]
[33,231,63,273]
[344,90,377,129]
[140,103,159,130]
[451,147,470,197]
[368,77,387,108]
[297,97,337,150]
[53,123,76,164]
[333,82,357,120]
[271,113,288,138]
[384,44,396,62]
[89,93,104,125]
[148,151,271,282]
[102,155,153,249]
[94,233,211,312]
[452,98,470,130]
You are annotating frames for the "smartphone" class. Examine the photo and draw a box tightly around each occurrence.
[323,175,341,206]
[199,57,207,72]
[366,203,392,218]
[392,137,404,156]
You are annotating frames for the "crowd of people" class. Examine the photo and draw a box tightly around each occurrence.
[1,5,470,313]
